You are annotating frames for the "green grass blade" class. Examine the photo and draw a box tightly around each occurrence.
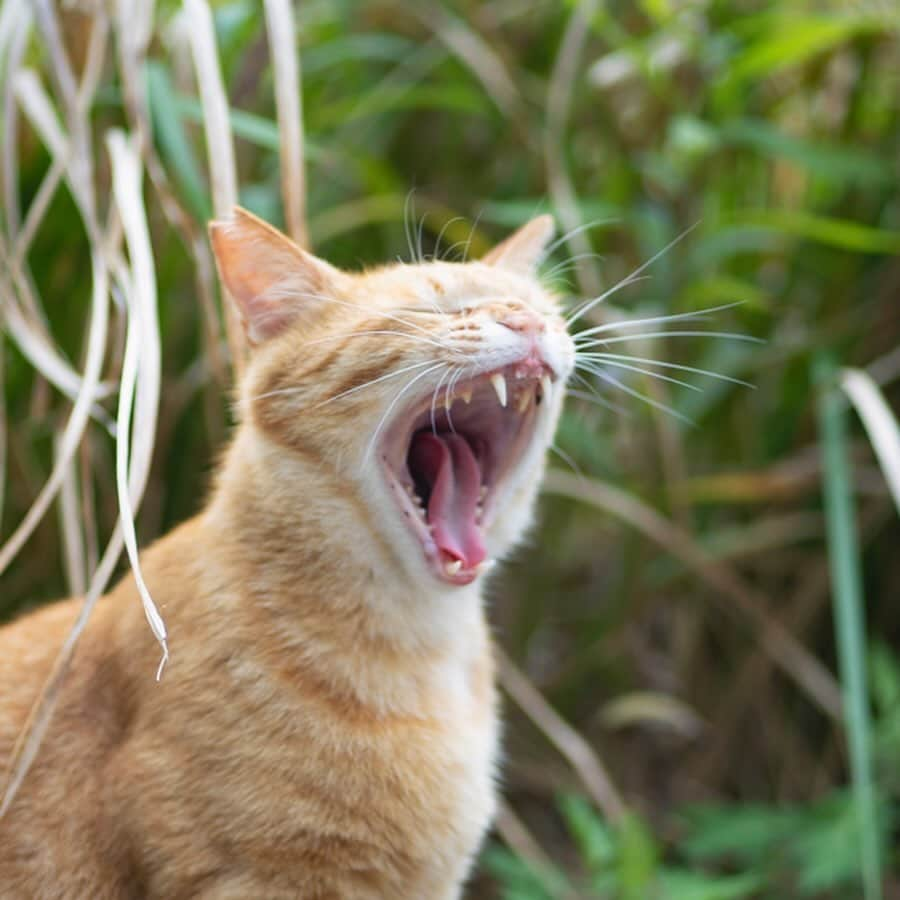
[816,353,882,900]
[145,62,210,221]
[740,210,900,254]
[718,119,893,187]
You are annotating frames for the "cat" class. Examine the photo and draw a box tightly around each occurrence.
[0,208,575,899]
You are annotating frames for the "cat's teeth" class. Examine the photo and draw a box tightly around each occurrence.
[517,390,531,413]
[459,388,472,404]
[445,559,462,576]
[541,374,552,400]
[490,373,507,407]
[479,485,487,499]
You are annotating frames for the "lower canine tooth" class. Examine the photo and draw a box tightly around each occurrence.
[517,391,531,413]
[445,559,462,575]
[490,373,507,407]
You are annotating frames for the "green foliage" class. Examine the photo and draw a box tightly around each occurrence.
[3,0,900,896]
[488,784,896,899]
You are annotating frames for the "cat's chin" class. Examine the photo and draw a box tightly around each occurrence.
[380,360,555,587]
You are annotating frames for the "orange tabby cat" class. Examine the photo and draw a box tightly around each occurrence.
[0,208,574,898]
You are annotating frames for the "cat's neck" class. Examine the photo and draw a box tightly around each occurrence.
[203,425,486,656]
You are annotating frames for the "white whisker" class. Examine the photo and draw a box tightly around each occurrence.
[577,330,764,347]
[542,251,605,282]
[565,274,652,323]
[572,301,746,341]
[575,351,754,388]
[416,210,427,263]
[297,329,464,356]
[549,442,583,480]
[430,366,453,435]
[566,223,700,326]
[364,363,445,464]
[540,216,617,263]
[403,189,417,263]
[576,358,702,392]
[459,209,485,263]
[567,375,631,415]
[318,360,437,408]
[433,216,464,262]
[444,366,468,434]
[268,286,453,343]
[589,368,694,425]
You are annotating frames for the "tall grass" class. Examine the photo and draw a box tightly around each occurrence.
[0,0,898,894]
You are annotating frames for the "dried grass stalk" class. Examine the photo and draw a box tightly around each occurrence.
[0,0,32,235]
[544,469,843,719]
[183,0,245,376]
[0,249,109,817]
[55,433,87,597]
[0,71,110,573]
[497,647,626,822]
[264,0,307,248]
[841,367,900,516]
[545,0,602,299]
[107,130,168,676]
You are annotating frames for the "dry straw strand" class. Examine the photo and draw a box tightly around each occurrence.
[107,129,168,678]
[545,0,602,299]
[183,0,245,376]
[264,0,308,248]
[54,432,87,597]
[841,368,900,517]
[544,469,843,719]
[496,647,626,823]
[0,70,110,575]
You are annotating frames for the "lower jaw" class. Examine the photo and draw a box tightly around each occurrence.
[425,548,495,586]
[386,469,495,587]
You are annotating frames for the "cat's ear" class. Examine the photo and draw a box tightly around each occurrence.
[209,207,345,345]
[482,214,555,273]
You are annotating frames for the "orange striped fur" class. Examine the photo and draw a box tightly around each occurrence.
[0,209,574,898]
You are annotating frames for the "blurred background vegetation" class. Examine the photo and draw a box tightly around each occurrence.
[1,0,899,897]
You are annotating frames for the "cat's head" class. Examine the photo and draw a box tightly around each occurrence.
[210,208,574,590]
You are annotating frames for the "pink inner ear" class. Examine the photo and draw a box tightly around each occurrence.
[240,286,301,344]
[209,212,336,345]
[482,214,555,272]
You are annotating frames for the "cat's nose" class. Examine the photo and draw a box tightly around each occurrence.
[499,309,545,336]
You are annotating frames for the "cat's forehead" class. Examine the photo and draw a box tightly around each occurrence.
[356,260,555,312]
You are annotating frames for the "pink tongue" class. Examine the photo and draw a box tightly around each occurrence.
[408,432,486,570]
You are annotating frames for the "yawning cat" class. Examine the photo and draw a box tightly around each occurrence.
[0,209,575,898]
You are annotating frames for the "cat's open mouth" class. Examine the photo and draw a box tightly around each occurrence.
[381,363,552,586]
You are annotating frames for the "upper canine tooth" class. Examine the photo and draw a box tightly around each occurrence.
[541,374,552,399]
[490,373,507,407]
[445,559,462,575]
[517,390,531,413]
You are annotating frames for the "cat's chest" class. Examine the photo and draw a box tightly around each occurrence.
[276,651,501,846]
[160,643,502,894]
